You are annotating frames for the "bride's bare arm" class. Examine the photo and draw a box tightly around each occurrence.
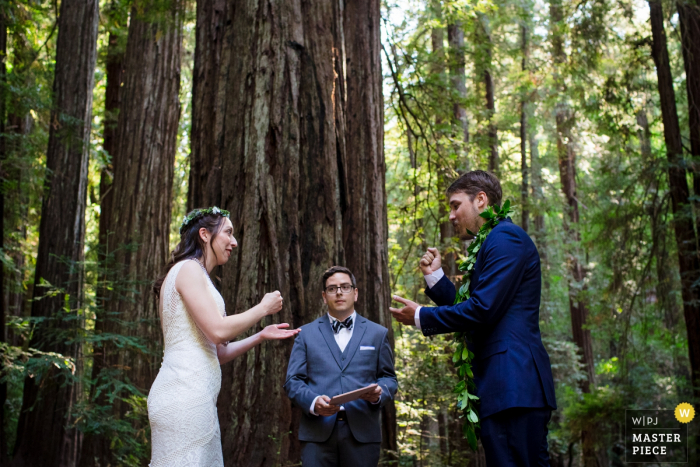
[216,324,300,364]
[176,261,283,345]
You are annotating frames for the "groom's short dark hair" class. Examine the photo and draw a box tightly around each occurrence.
[322,266,357,289]
[446,170,502,206]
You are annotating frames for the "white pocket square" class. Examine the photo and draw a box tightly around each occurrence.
[360,346,375,351]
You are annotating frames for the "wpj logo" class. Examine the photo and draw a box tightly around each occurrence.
[625,409,688,463]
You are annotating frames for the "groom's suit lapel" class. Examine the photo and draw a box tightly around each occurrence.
[341,315,367,371]
[318,316,343,370]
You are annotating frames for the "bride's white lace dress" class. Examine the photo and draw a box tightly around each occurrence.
[148,259,225,466]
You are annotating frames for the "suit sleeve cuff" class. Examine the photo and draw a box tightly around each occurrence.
[310,395,320,416]
[423,267,445,289]
[414,306,422,330]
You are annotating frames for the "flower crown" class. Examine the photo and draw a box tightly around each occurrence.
[180,206,230,235]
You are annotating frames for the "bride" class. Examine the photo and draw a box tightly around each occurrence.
[148,206,299,466]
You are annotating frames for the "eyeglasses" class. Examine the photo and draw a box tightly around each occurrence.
[324,284,355,294]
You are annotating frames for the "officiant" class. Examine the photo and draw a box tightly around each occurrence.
[284,266,398,467]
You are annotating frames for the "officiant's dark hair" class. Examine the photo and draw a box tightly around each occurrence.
[446,170,502,206]
[153,209,228,298]
[322,266,357,290]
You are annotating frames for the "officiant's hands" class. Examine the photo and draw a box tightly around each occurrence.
[359,385,382,403]
[420,247,442,275]
[314,396,341,416]
[390,295,419,326]
[260,323,300,340]
[261,291,283,315]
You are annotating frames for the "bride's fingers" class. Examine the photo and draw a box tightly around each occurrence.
[276,323,291,329]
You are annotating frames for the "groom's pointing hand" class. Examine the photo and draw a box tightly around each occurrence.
[390,295,419,326]
[420,247,442,275]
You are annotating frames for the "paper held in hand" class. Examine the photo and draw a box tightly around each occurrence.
[329,384,378,406]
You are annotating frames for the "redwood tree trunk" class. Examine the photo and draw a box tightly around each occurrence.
[0,10,7,464]
[448,21,469,167]
[78,3,127,465]
[520,24,530,233]
[213,1,346,465]
[677,0,700,201]
[342,0,396,456]
[649,0,700,403]
[188,0,226,210]
[101,0,182,396]
[477,14,498,173]
[189,0,392,464]
[549,1,597,465]
[12,0,99,465]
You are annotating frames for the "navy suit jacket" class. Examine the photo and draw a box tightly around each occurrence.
[420,218,557,419]
[284,314,398,443]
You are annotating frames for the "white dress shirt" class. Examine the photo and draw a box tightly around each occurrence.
[309,312,356,414]
[309,311,380,415]
[414,267,445,331]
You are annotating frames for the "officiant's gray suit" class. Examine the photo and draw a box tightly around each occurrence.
[284,313,398,467]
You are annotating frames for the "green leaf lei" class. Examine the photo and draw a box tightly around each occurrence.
[451,199,513,450]
[179,206,230,235]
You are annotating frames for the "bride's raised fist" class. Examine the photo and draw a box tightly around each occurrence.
[261,290,283,315]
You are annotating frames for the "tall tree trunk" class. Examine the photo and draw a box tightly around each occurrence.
[188,0,226,210]
[549,1,597,465]
[3,31,33,339]
[12,0,99,464]
[448,21,469,168]
[102,0,183,403]
[78,3,127,465]
[520,24,530,233]
[211,1,347,464]
[0,10,7,464]
[649,0,700,405]
[678,0,700,200]
[549,0,595,391]
[342,0,396,458]
[476,14,498,173]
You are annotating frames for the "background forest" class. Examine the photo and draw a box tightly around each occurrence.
[0,0,699,466]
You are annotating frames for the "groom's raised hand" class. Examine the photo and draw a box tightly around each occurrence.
[420,247,442,275]
[390,295,419,326]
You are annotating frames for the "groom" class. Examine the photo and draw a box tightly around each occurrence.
[284,266,397,467]
[391,170,557,466]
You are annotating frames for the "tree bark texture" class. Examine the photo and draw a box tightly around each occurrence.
[12,0,99,465]
[100,0,182,397]
[342,0,396,456]
[677,0,700,200]
[447,21,469,168]
[549,0,595,393]
[214,1,346,465]
[549,1,598,465]
[188,0,226,210]
[188,0,393,464]
[0,10,7,464]
[649,0,700,403]
[79,3,127,465]
[476,14,497,173]
[520,24,530,233]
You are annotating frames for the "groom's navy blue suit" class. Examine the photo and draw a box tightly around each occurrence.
[419,217,556,466]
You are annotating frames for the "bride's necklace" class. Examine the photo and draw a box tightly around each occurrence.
[193,257,212,283]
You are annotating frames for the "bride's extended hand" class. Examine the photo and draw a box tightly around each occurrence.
[260,323,300,340]
[261,291,284,315]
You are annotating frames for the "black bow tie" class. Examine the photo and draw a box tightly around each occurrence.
[331,316,353,334]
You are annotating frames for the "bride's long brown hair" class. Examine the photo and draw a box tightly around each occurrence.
[153,209,228,298]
